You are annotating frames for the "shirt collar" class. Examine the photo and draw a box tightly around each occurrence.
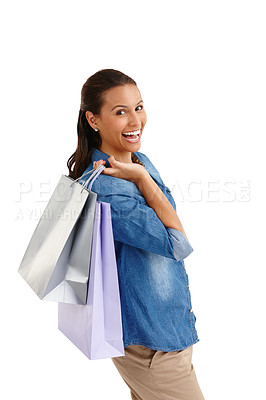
[91,148,111,167]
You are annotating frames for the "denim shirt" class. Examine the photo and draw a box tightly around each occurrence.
[80,148,199,351]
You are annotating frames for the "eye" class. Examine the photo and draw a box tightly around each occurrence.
[116,105,143,115]
[116,109,126,115]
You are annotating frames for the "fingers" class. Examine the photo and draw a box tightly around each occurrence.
[93,160,106,170]
[93,156,117,170]
[108,155,117,167]
[93,156,118,176]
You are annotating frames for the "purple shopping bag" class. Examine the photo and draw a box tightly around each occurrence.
[58,166,125,360]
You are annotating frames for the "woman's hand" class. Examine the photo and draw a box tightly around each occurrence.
[93,155,147,183]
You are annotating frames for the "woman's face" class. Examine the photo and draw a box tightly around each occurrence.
[86,84,147,159]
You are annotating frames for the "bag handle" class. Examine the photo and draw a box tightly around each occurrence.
[69,164,105,192]
[83,164,105,192]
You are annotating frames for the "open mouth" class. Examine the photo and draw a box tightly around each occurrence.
[122,128,141,143]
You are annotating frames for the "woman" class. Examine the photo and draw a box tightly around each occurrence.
[68,69,205,400]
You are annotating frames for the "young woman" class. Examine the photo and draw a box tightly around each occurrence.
[67,69,205,400]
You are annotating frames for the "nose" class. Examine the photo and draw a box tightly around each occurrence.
[128,110,141,127]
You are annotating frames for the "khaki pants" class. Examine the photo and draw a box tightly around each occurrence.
[111,344,205,400]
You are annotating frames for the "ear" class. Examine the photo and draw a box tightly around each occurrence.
[85,111,97,130]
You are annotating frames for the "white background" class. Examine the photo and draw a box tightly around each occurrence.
[1,1,265,399]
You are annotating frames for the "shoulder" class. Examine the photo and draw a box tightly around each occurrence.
[135,151,173,202]
[134,151,164,185]
[133,151,152,166]
[134,151,160,173]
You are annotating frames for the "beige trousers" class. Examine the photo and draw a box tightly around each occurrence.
[111,344,205,400]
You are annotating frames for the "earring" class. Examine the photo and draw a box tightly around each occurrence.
[94,128,98,132]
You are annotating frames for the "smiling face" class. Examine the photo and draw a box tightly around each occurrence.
[86,84,147,162]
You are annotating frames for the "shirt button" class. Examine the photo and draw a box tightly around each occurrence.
[189,308,193,313]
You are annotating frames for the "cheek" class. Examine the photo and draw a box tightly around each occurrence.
[104,116,124,132]
[142,112,147,125]
[112,118,127,132]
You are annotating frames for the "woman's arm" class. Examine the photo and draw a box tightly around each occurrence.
[133,170,188,240]
[94,156,189,240]
[91,157,193,260]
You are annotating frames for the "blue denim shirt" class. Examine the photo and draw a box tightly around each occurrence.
[80,148,199,351]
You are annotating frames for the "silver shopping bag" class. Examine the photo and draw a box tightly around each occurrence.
[18,166,103,304]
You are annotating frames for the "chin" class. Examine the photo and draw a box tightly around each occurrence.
[131,142,141,152]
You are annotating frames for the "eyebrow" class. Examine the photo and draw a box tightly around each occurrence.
[111,100,143,111]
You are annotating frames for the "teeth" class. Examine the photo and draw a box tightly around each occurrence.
[122,129,141,136]
[124,136,139,141]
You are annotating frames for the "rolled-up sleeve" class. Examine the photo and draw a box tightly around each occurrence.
[167,227,194,261]
[98,192,194,262]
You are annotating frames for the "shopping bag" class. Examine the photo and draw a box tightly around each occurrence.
[58,167,125,360]
[18,166,103,304]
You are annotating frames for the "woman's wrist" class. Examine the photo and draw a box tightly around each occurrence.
[131,168,150,185]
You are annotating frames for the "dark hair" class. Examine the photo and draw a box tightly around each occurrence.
[67,69,137,179]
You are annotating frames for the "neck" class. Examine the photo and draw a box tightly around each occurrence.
[99,145,133,163]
